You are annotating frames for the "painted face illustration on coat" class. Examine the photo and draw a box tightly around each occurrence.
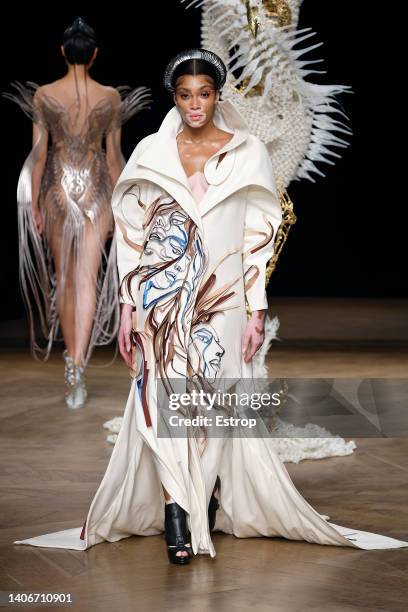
[130,197,208,386]
[129,195,243,389]
[185,255,244,382]
[188,323,225,383]
[139,200,204,311]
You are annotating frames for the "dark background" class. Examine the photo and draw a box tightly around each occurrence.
[0,2,402,321]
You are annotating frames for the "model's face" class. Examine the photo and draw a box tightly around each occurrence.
[173,74,219,129]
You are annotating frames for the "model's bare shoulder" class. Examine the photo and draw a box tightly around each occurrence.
[101,85,121,103]
[34,80,69,103]
[31,84,55,109]
[34,83,54,98]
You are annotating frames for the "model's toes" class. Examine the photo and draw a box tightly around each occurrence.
[176,550,188,557]
[176,543,191,558]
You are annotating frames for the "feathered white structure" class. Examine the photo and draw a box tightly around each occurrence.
[182,0,352,186]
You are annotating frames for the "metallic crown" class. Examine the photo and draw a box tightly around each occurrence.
[163,48,227,92]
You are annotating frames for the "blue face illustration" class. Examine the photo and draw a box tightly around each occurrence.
[189,323,225,382]
[141,209,191,306]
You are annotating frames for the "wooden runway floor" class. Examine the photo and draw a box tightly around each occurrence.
[1,346,408,611]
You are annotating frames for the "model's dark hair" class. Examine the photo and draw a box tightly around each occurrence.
[163,49,227,93]
[172,59,219,90]
[62,17,97,65]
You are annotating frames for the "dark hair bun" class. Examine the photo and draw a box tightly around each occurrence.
[62,17,97,65]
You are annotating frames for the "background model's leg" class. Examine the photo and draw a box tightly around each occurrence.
[73,225,105,366]
[50,238,76,358]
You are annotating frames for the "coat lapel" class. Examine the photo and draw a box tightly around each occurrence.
[133,101,252,226]
[116,100,277,229]
[197,101,249,215]
[134,112,204,232]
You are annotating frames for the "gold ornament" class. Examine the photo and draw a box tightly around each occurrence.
[244,0,261,38]
[265,178,296,284]
[263,0,292,27]
[243,0,292,38]
[234,75,266,97]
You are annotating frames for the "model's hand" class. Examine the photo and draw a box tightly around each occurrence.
[32,206,43,235]
[118,303,133,366]
[242,309,266,363]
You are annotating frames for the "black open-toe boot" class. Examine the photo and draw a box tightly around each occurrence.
[164,502,192,565]
[208,476,220,532]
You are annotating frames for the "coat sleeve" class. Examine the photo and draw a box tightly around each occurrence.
[113,181,147,306]
[111,135,157,306]
[242,180,282,312]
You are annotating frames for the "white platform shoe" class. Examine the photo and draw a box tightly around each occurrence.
[63,351,87,409]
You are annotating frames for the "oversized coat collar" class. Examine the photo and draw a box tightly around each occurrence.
[113,100,278,233]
